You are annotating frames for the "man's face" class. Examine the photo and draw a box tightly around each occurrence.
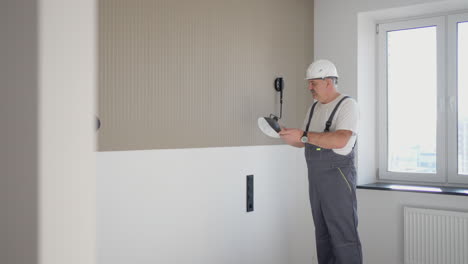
[308,79,328,100]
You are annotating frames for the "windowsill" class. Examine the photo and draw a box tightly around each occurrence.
[357,182,468,196]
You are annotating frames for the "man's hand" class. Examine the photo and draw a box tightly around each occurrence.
[279,128,305,148]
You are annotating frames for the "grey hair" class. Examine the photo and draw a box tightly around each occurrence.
[326,77,338,88]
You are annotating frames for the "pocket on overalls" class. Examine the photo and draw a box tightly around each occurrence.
[336,167,352,193]
[305,145,322,161]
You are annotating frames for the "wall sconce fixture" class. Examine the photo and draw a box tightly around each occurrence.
[258,77,284,138]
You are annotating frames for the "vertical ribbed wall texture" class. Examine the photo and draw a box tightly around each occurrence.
[98,0,313,151]
[404,207,468,264]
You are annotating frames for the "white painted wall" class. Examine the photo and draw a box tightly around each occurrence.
[315,0,468,263]
[96,1,317,263]
[1,1,96,264]
[97,146,316,264]
[358,190,468,264]
[38,1,96,264]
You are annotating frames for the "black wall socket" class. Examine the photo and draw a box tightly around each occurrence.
[246,175,254,212]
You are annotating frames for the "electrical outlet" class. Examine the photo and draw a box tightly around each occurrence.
[246,175,254,212]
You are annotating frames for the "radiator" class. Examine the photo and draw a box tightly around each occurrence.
[404,207,468,264]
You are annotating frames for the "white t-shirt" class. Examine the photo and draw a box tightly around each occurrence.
[303,94,359,155]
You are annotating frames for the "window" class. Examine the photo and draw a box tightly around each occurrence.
[378,12,468,185]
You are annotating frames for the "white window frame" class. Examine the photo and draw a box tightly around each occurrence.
[378,16,446,183]
[448,13,468,184]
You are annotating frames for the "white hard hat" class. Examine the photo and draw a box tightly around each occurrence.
[305,59,339,80]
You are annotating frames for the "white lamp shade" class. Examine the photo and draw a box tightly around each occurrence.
[257,117,280,138]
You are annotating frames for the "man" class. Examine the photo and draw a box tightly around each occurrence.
[279,59,362,264]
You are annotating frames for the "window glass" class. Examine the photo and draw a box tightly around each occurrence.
[387,27,437,173]
[458,21,468,175]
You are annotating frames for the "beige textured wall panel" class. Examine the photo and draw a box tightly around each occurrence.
[98,0,313,151]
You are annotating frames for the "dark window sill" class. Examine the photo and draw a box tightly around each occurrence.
[357,182,468,196]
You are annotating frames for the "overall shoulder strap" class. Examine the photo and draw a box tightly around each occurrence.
[324,96,350,132]
[304,101,318,133]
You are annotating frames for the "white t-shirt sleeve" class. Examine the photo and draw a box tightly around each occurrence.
[334,99,359,135]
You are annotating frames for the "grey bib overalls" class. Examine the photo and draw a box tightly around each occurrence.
[304,97,363,264]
